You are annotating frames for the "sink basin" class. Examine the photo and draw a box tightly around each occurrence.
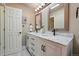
[41,32,73,38]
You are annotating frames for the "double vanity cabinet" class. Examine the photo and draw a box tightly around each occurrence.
[26,32,73,56]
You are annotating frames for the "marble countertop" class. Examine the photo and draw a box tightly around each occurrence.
[27,32,73,46]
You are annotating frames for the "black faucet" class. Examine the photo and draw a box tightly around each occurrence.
[52,29,55,36]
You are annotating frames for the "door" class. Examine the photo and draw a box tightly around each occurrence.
[5,6,22,55]
[0,6,4,56]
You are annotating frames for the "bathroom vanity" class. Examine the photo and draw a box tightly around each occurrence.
[26,3,73,56]
[26,32,73,56]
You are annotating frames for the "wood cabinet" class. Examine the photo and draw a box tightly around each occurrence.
[44,41,62,56]
[26,34,72,56]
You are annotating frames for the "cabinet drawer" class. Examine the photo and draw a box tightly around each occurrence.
[29,37,36,43]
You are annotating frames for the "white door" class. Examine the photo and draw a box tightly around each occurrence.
[5,6,22,55]
[0,6,4,56]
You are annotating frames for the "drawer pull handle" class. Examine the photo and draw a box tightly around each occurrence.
[31,43,35,46]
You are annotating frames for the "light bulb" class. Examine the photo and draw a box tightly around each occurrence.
[37,8,39,10]
[39,6,42,8]
[41,3,45,6]
[35,9,37,11]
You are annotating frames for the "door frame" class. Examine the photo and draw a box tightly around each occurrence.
[0,6,5,56]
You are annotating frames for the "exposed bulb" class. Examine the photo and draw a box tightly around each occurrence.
[39,6,42,8]
[37,8,39,10]
[41,3,45,6]
[35,9,37,11]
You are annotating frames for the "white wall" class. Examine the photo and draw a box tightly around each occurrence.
[69,3,79,55]
[41,6,49,31]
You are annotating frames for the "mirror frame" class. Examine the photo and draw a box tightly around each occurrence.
[35,13,42,30]
[48,4,69,31]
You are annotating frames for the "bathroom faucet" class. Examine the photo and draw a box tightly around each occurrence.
[52,29,55,36]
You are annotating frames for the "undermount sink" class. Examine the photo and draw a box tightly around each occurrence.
[40,31,73,38]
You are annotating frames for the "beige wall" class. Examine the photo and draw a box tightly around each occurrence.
[69,3,79,55]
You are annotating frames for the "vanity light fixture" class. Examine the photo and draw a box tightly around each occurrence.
[35,3,50,12]
[39,5,42,8]
[37,7,39,10]
[35,9,37,11]
[39,12,40,13]
[41,3,45,6]
[35,4,44,12]
[51,4,60,9]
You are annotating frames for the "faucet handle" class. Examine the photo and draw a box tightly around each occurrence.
[52,29,55,36]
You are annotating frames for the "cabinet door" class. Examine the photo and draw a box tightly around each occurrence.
[44,41,62,56]
[34,37,44,56]
[27,37,33,52]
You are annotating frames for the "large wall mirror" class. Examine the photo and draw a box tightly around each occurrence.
[48,3,69,31]
[35,13,42,30]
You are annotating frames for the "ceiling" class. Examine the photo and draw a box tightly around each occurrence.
[24,3,42,9]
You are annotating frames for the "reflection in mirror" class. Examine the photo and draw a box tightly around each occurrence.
[35,13,42,32]
[48,17,54,31]
[48,4,69,31]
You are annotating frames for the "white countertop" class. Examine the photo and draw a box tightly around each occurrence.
[27,32,73,46]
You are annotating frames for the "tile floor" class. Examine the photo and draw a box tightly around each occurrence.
[8,46,30,56]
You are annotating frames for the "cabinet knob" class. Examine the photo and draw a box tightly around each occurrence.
[19,32,21,34]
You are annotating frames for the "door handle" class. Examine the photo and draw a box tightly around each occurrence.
[19,32,21,34]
